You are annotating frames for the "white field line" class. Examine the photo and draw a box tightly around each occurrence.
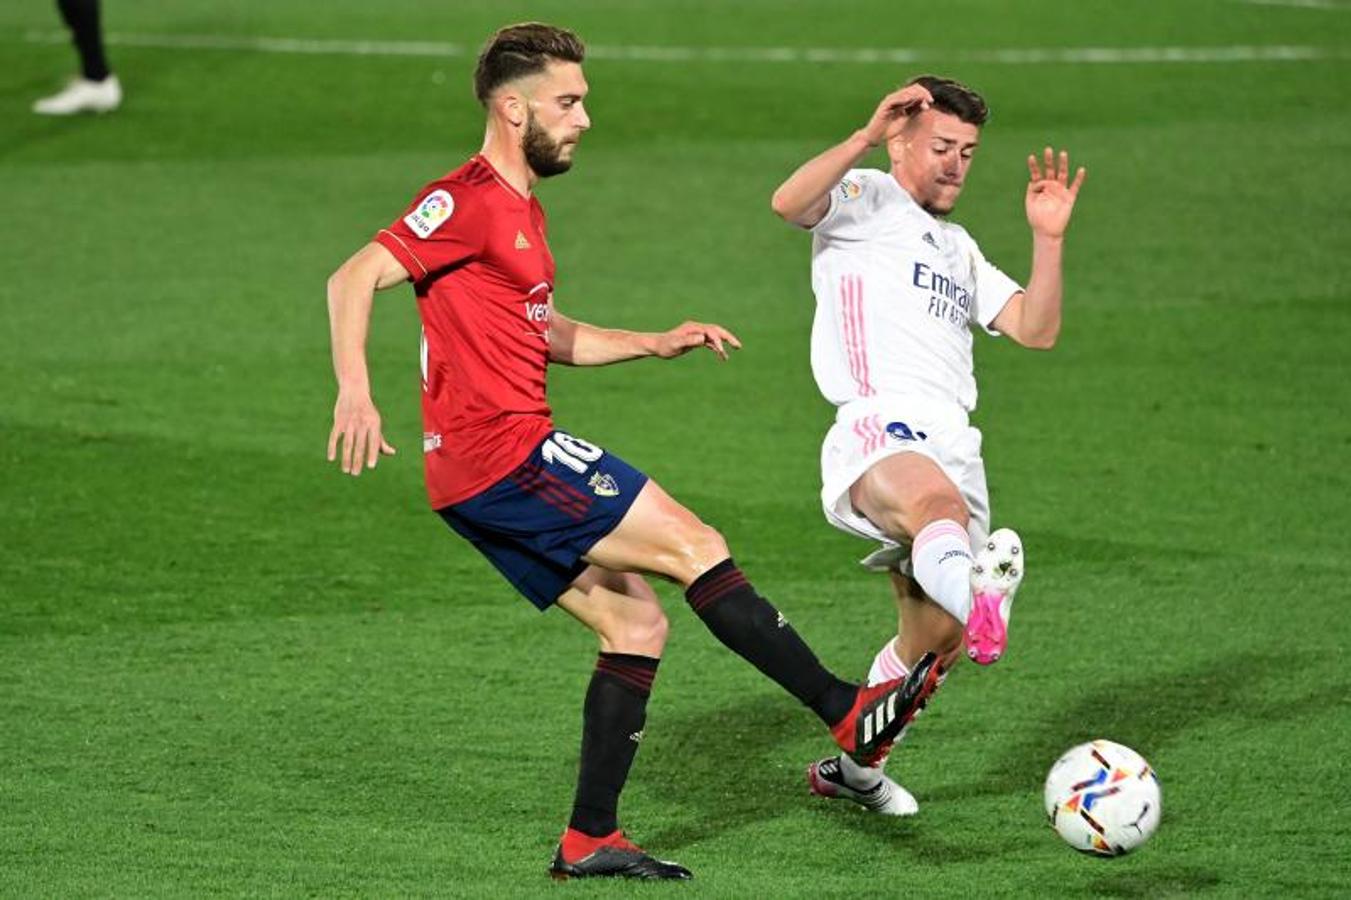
[1237,0,1351,9]
[18,30,1351,65]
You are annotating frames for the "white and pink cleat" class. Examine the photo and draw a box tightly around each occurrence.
[806,755,919,816]
[965,528,1024,665]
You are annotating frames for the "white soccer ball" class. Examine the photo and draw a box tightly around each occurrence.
[1043,739,1161,856]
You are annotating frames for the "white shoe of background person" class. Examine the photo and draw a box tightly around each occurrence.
[33,75,122,115]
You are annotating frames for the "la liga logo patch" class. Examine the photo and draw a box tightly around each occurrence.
[404,189,454,238]
[838,178,863,202]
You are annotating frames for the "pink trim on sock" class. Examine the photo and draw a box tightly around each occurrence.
[889,646,910,679]
[912,519,970,555]
[873,641,910,681]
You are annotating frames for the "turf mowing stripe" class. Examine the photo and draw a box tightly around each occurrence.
[17,30,1351,65]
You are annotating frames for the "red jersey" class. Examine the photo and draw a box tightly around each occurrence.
[375,155,556,508]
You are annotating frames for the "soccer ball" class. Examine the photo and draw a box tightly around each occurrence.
[1043,739,1161,856]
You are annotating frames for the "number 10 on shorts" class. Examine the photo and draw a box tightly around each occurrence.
[542,432,603,474]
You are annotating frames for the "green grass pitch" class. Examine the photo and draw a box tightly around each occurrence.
[2,1,1349,896]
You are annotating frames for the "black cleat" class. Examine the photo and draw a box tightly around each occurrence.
[549,835,692,881]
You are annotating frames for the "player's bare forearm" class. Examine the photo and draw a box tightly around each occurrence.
[327,278,375,394]
[770,131,874,228]
[549,314,657,366]
[326,242,408,390]
[324,242,406,474]
[1004,148,1084,350]
[1017,235,1065,350]
[772,85,933,228]
[550,312,741,365]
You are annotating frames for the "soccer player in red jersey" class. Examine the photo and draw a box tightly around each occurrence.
[325,23,941,881]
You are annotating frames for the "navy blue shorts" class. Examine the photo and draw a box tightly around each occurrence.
[438,429,649,610]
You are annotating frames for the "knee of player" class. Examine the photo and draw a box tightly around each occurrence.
[682,522,731,570]
[609,607,670,655]
[916,495,969,532]
[648,518,731,585]
[872,503,966,543]
[636,609,670,651]
[871,508,916,543]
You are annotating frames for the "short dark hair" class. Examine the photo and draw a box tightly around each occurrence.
[906,75,989,126]
[474,23,586,107]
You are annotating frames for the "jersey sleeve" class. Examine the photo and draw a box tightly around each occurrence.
[810,169,883,239]
[375,181,485,281]
[966,236,1023,336]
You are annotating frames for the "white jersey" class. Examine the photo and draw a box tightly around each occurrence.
[809,168,1022,412]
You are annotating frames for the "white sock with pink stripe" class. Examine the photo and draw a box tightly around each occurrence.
[866,636,909,687]
[911,519,975,624]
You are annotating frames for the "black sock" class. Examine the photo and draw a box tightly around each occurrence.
[58,0,111,81]
[568,652,659,838]
[685,559,855,726]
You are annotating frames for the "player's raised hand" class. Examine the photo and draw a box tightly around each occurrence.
[328,390,397,476]
[654,321,743,361]
[861,84,933,147]
[1025,147,1087,239]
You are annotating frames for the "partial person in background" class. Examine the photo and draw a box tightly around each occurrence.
[34,0,122,115]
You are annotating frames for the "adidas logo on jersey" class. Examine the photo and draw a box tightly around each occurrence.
[514,231,532,250]
[922,231,940,250]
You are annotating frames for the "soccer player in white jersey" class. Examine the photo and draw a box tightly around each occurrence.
[770,75,1086,814]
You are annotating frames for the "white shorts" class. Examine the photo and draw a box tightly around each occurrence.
[820,396,991,572]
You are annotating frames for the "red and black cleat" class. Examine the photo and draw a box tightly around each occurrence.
[549,829,692,881]
[830,651,942,766]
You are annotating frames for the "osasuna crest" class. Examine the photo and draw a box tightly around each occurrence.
[588,472,620,497]
[404,189,454,238]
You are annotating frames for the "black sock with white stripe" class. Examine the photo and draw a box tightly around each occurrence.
[568,652,659,838]
[685,559,855,726]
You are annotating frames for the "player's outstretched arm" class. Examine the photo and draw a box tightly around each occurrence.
[549,312,741,366]
[325,241,407,476]
[992,147,1087,350]
[770,84,932,229]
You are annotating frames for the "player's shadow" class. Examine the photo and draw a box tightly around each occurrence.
[635,650,1346,857]
[635,693,816,850]
[1087,866,1224,898]
[636,693,1043,862]
[928,649,1344,803]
